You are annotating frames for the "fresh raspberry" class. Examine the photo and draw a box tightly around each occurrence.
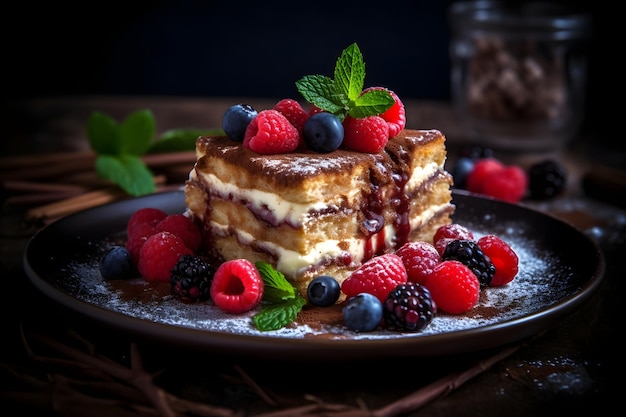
[477,235,519,286]
[210,259,264,314]
[127,207,167,238]
[243,109,300,154]
[155,214,202,252]
[480,165,528,203]
[137,231,193,282]
[342,115,389,153]
[362,87,406,137]
[308,105,325,116]
[341,253,408,304]
[395,241,441,285]
[465,158,504,194]
[126,222,157,265]
[433,223,475,256]
[273,98,309,135]
[424,260,480,314]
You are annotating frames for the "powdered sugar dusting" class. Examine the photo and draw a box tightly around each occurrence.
[257,153,372,176]
[57,217,580,342]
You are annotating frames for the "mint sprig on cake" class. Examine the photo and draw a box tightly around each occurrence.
[295,42,396,121]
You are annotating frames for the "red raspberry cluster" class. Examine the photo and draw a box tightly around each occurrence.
[126,208,202,282]
[244,88,406,155]
[121,209,518,328]
[465,158,529,203]
[341,223,519,317]
[125,207,265,314]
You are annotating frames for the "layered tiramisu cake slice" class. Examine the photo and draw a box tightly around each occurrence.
[184,128,454,297]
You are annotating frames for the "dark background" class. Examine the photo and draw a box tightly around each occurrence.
[2,0,618,151]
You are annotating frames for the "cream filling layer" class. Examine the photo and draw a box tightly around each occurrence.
[192,162,440,226]
[408,202,452,232]
[192,170,332,225]
[209,201,450,277]
[405,161,441,192]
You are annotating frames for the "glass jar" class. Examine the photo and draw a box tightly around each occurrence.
[448,1,592,152]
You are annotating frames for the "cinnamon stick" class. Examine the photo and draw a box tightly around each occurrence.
[56,171,115,188]
[5,191,86,206]
[2,179,88,194]
[0,150,196,182]
[0,150,94,170]
[0,156,95,181]
[23,177,175,222]
[25,188,128,221]
[142,151,196,167]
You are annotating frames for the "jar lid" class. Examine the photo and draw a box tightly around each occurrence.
[449,1,592,40]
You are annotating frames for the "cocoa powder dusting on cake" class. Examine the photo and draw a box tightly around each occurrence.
[195,130,445,189]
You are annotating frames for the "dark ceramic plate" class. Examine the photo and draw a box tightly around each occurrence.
[23,189,605,360]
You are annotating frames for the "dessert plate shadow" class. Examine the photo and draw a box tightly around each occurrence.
[23,189,605,360]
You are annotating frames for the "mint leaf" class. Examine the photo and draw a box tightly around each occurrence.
[149,128,224,153]
[119,109,155,156]
[87,109,218,197]
[253,296,306,331]
[349,88,396,118]
[256,261,296,303]
[334,42,365,101]
[295,42,393,121]
[87,111,121,155]
[95,154,156,196]
[252,261,307,331]
[87,109,156,196]
[295,75,347,118]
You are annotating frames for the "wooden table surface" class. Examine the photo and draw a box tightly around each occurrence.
[1,96,624,417]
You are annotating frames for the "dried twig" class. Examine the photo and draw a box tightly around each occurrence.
[20,330,237,417]
[250,344,522,417]
[370,344,521,417]
[234,364,280,407]
[7,322,525,417]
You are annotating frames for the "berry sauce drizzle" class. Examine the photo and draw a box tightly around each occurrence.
[361,168,410,260]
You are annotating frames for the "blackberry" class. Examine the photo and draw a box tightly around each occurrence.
[383,283,435,332]
[528,159,567,200]
[170,254,216,303]
[442,239,495,287]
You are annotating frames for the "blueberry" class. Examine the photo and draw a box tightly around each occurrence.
[307,275,341,307]
[450,157,475,189]
[99,246,135,280]
[302,112,344,153]
[222,104,258,142]
[342,293,383,332]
